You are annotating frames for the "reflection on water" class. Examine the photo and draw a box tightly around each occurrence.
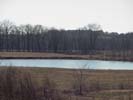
[0,59,133,70]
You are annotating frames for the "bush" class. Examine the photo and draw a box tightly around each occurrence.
[0,67,38,100]
[43,76,63,100]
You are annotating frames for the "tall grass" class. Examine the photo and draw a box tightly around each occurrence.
[0,67,38,100]
[0,67,133,100]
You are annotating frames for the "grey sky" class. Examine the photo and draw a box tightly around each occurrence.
[0,0,133,33]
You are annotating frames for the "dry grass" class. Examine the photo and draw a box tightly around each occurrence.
[0,51,132,61]
[0,67,133,100]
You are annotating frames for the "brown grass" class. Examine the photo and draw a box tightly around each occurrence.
[0,51,132,61]
[0,67,133,100]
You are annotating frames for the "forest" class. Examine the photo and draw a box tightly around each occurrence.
[0,20,133,54]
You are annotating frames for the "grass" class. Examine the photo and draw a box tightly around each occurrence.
[0,67,133,100]
[0,51,132,61]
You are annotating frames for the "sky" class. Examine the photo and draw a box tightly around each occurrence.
[0,0,133,33]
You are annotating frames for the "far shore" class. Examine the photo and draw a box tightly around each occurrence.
[0,51,132,62]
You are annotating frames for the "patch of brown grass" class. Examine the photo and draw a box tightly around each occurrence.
[1,67,133,100]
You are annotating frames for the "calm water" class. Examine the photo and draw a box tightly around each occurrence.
[0,59,133,70]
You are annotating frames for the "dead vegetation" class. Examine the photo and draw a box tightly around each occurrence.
[0,67,133,100]
[0,51,132,61]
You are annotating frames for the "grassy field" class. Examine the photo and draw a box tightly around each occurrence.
[1,67,133,100]
[0,51,132,61]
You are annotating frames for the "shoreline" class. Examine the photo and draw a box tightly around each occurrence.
[0,52,132,62]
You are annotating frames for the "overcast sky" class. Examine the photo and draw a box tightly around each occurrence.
[0,0,133,33]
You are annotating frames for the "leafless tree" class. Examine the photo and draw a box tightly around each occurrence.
[72,64,89,95]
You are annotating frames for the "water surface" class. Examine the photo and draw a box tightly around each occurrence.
[0,59,133,70]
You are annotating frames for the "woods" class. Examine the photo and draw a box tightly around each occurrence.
[0,20,132,55]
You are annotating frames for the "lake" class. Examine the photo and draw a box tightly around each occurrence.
[0,59,133,70]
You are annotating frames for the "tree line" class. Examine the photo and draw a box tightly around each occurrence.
[0,20,133,54]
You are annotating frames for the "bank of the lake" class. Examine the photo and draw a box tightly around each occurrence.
[0,52,132,62]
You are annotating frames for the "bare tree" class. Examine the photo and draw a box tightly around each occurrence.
[72,64,89,95]
[81,23,102,31]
